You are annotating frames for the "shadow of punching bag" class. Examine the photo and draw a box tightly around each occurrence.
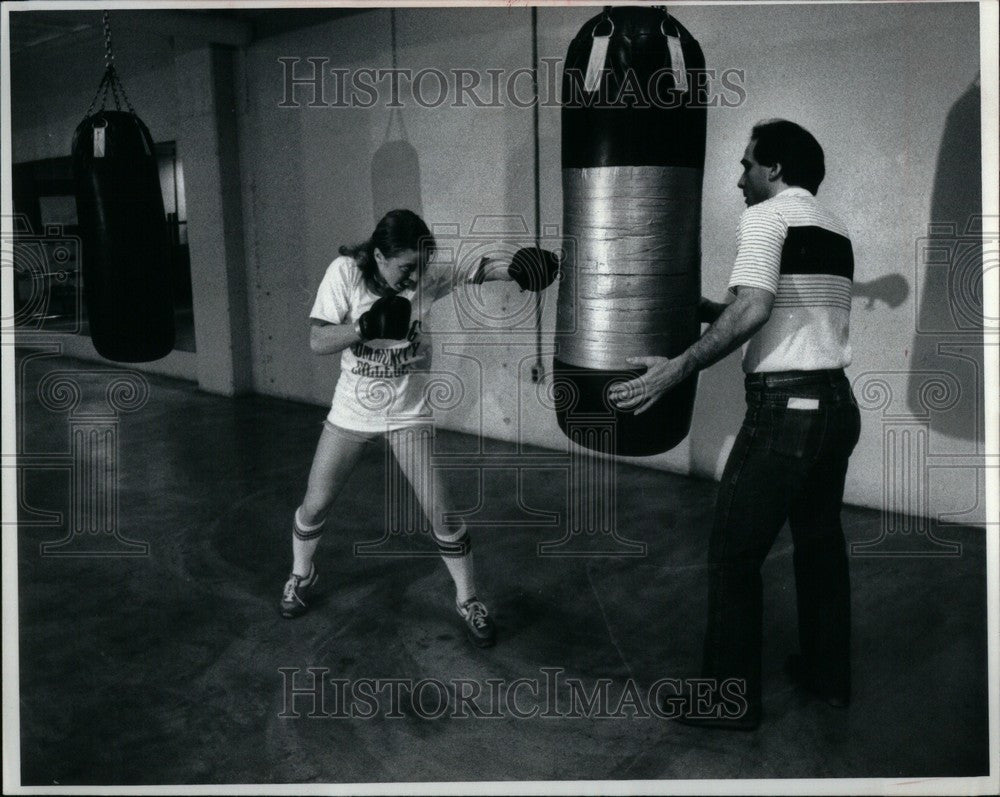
[71,13,174,363]
[906,77,983,442]
[554,6,706,456]
[371,10,423,223]
[371,108,423,223]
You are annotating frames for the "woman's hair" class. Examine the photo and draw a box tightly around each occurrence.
[339,209,436,296]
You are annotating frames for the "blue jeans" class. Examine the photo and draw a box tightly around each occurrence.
[701,369,861,714]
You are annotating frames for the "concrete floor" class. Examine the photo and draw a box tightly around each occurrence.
[13,350,990,785]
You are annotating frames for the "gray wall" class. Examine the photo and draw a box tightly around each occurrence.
[9,4,986,524]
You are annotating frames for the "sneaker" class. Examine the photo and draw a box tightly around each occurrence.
[456,596,496,648]
[280,564,318,618]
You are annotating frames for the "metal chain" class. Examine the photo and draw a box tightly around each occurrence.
[85,10,136,116]
[110,70,123,111]
[103,10,114,69]
[115,69,135,114]
[99,72,111,112]
[88,69,109,117]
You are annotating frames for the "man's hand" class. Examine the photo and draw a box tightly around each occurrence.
[609,286,773,415]
[609,354,694,415]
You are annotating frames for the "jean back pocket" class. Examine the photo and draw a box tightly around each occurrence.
[770,398,824,459]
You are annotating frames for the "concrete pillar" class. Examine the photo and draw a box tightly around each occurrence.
[173,44,251,395]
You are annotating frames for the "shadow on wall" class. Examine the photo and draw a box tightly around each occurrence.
[854,274,909,310]
[371,110,423,223]
[907,77,984,443]
[370,10,423,224]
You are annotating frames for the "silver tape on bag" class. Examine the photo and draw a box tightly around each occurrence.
[558,166,702,371]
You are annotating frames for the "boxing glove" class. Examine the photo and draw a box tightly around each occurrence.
[509,247,561,292]
[358,295,412,340]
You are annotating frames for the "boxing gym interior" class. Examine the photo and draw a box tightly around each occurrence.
[4,2,994,790]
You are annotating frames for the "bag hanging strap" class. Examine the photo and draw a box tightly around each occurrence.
[583,8,613,94]
[657,7,688,93]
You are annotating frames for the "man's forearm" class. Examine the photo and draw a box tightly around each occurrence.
[681,299,768,376]
[698,296,729,324]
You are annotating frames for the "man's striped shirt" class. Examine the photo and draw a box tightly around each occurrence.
[727,186,854,373]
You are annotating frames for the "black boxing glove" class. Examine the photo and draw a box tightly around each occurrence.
[357,295,412,340]
[508,247,561,292]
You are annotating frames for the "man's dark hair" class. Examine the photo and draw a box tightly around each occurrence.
[751,119,825,194]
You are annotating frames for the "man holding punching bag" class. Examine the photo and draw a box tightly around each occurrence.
[612,120,860,730]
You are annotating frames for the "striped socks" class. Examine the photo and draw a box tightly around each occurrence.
[292,507,325,578]
[434,523,475,605]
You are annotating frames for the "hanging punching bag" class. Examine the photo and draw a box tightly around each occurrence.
[72,14,174,363]
[554,6,706,456]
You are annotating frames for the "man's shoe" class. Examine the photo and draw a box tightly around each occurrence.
[785,654,849,707]
[456,596,496,648]
[280,564,318,618]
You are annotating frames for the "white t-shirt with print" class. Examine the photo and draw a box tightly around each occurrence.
[310,255,460,432]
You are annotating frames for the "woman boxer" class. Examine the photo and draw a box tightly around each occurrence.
[280,209,558,648]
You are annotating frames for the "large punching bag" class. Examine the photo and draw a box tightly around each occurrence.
[72,13,174,362]
[554,6,706,456]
